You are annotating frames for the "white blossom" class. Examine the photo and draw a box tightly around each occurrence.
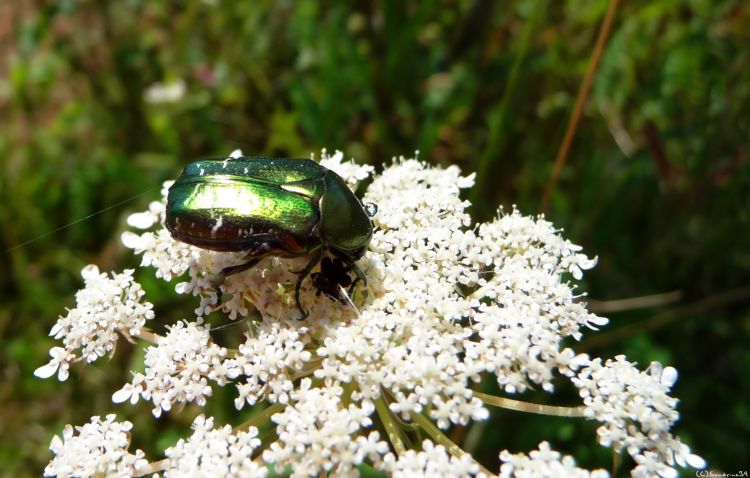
[164,414,266,477]
[34,346,75,381]
[227,319,313,408]
[112,321,228,417]
[384,440,483,478]
[44,415,147,478]
[498,441,609,477]
[572,356,705,477]
[40,150,704,477]
[34,265,154,380]
[143,79,186,103]
[317,148,375,189]
[262,378,389,477]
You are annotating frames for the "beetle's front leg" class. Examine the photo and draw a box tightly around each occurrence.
[331,249,368,295]
[294,248,325,320]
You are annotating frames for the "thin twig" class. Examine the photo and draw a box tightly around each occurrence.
[540,0,622,213]
[471,0,545,209]
[580,284,750,351]
[587,290,682,314]
[475,391,586,417]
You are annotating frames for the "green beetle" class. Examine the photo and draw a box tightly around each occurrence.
[165,156,375,318]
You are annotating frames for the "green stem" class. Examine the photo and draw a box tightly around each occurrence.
[474,391,586,417]
[290,356,324,380]
[471,0,545,210]
[410,412,495,477]
[234,402,286,433]
[374,397,407,456]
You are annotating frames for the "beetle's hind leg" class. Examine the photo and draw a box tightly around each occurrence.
[212,257,263,312]
[213,234,292,309]
[221,257,262,277]
[218,235,285,280]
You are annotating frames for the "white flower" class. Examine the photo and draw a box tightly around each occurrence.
[143,79,186,103]
[44,415,147,478]
[113,321,228,417]
[572,356,705,477]
[164,414,266,477]
[227,319,313,408]
[262,378,389,477]
[384,440,483,478]
[42,151,704,477]
[498,441,609,477]
[318,148,375,189]
[36,265,154,379]
[34,346,74,381]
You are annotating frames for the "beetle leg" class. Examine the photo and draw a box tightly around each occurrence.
[212,257,262,310]
[239,234,292,258]
[330,249,368,289]
[221,257,263,277]
[350,262,367,287]
[221,233,299,277]
[294,249,325,320]
[220,235,283,277]
[214,234,295,310]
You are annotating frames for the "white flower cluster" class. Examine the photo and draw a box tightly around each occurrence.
[315,159,488,429]
[227,319,313,408]
[39,151,705,477]
[319,147,375,189]
[385,440,483,478]
[113,321,228,417]
[573,356,706,478]
[34,265,154,381]
[498,441,608,478]
[164,415,266,477]
[263,378,389,477]
[464,211,607,395]
[44,415,147,478]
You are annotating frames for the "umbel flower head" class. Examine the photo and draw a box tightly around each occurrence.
[37,151,705,477]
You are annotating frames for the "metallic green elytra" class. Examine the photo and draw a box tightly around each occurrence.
[165,156,375,318]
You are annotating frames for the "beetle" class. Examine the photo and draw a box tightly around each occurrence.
[165,156,376,318]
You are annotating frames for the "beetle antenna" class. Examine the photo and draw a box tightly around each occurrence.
[2,188,159,255]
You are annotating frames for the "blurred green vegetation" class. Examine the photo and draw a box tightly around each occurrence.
[1,1,748,476]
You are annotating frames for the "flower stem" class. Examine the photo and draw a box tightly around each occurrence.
[235,402,286,433]
[135,328,161,344]
[291,356,324,380]
[410,412,495,477]
[475,391,586,417]
[134,458,169,476]
[471,0,545,211]
[374,397,407,456]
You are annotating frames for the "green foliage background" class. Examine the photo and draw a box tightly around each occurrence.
[1,1,748,476]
